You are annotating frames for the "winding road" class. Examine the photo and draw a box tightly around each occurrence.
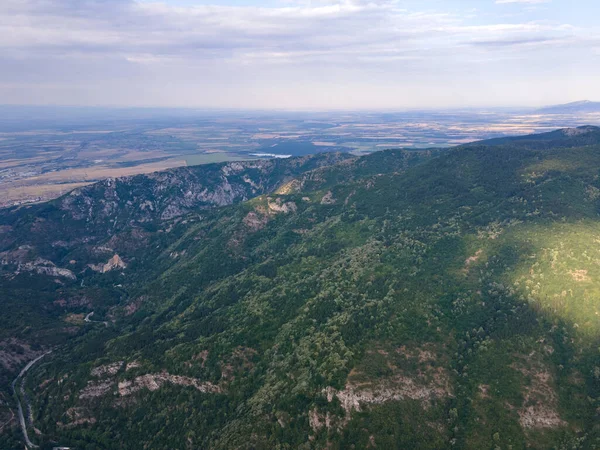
[10,317,104,447]
[12,351,52,448]
[84,311,108,326]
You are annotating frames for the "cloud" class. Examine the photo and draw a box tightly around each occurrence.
[0,0,574,63]
[495,0,550,4]
[469,36,566,48]
[0,0,596,108]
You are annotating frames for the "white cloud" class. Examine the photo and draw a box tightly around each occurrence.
[0,0,574,61]
[0,0,596,109]
[495,0,550,4]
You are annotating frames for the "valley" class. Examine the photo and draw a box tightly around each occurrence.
[0,127,598,448]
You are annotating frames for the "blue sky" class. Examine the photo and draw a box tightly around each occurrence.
[1,0,599,110]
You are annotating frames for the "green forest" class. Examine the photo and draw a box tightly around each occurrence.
[0,127,599,449]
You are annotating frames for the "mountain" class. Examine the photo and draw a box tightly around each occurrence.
[537,100,600,114]
[465,125,600,149]
[0,130,600,449]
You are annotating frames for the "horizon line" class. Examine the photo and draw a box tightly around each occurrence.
[0,101,597,115]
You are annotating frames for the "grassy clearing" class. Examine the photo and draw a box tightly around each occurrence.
[489,221,600,339]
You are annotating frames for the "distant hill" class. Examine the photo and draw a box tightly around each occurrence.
[537,100,600,114]
[466,125,600,149]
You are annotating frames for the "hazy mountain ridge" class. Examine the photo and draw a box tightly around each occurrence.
[0,153,354,284]
[464,125,600,149]
[537,101,600,114]
[1,152,352,233]
[0,149,438,272]
[0,130,600,448]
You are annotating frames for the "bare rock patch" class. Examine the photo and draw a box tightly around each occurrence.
[118,372,222,397]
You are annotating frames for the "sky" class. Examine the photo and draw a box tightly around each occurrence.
[1,0,599,110]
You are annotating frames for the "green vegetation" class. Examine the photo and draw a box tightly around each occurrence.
[1,127,600,449]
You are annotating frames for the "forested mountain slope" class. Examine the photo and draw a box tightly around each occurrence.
[0,147,438,448]
[1,128,600,449]
[0,153,350,388]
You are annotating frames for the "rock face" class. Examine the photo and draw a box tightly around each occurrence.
[91,362,124,378]
[0,248,76,279]
[512,356,566,430]
[325,345,453,416]
[79,368,222,400]
[118,373,222,396]
[79,380,113,399]
[242,211,269,232]
[267,198,297,214]
[57,153,351,230]
[22,261,76,280]
[320,191,336,205]
[89,254,127,273]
